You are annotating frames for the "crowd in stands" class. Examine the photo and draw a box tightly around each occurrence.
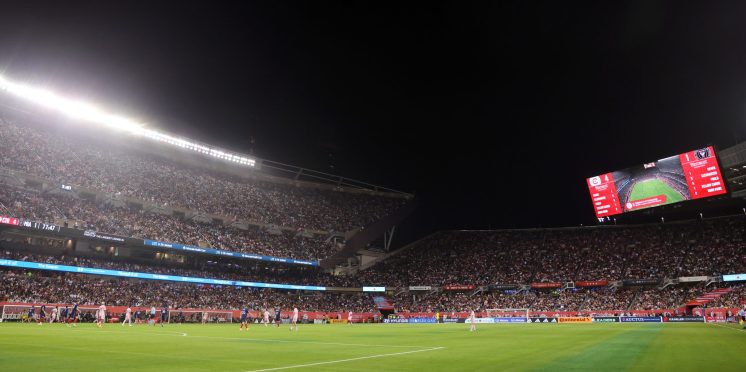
[391,286,711,314]
[0,118,406,232]
[0,269,375,313]
[706,284,746,309]
[0,246,742,314]
[358,216,746,287]
[0,186,336,261]
[1,115,744,315]
[0,248,358,288]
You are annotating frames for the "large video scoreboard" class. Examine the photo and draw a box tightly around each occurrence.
[586,146,726,219]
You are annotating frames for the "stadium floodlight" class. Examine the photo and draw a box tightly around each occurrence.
[0,75,145,133]
[0,74,256,167]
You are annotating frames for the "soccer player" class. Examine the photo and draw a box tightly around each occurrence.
[160,305,168,327]
[469,309,476,332]
[26,306,35,323]
[61,305,69,323]
[67,303,79,327]
[348,310,353,326]
[96,302,106,328]
[38,305,46,325]
[738,306,746,329]
[50,306,58,323]
[435,311,440,324]
[150,305,157,326]
[274,308,281,327]
[240,307,249,331]
[122,306,133,326]
[263,309,270,326]
[290,307,299,331]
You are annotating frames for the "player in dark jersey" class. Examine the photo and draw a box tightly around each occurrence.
[160,305,168,327]
[61,306,69,322]
[38,305,46,325]
[240,308,250,331]
[67,303,79,327]
[274,308,281,327]
[27,306,35,323]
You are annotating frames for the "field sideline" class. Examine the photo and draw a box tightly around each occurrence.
[0,322,744,371]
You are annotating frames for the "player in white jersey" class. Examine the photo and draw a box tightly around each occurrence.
[290,307,299,331]
[263,310,270,326]
[348,311,353,326]
[50,307,58,323]
[122,306,132,326]
[96,303,107,328]
[469,310,476,332]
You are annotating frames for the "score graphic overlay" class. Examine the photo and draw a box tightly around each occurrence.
[587,146,726,218]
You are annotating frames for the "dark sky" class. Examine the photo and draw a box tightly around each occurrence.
[1,1,746,244]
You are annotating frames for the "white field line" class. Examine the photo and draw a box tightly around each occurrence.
[244,346,445,372]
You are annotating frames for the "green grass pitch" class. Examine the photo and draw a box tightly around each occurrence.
[1,322,745,371]
[628,179,685,205]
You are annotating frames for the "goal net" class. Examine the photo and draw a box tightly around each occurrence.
[172,310,234,324]
[1,305,31,322]
[1,305,98,322]
[485,308,529,320]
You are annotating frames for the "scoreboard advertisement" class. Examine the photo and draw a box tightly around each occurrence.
[587,146,726,219]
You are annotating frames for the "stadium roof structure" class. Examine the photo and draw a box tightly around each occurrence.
[720,141,746,199]
[0,73,412,198]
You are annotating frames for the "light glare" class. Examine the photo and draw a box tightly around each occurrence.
[0,74,256,167]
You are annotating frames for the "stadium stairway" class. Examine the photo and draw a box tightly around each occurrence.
[685,287,733,307]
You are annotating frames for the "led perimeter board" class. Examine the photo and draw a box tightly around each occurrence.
[587,146,726,219]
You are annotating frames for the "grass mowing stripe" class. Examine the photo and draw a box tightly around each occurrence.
[533,325,662,371]
[18,326,433,348]
[707,322,746,333]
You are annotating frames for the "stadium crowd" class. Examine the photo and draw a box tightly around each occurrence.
[0,118,406,233]
[390,286,713,314]
[0,186,336,261]
[0,269,376,313]
[0,248,360,288]
[357,216,746,287]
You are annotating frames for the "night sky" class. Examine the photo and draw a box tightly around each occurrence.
[1,2,746,245]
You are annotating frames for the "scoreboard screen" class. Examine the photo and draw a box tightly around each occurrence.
[587,146,726,219]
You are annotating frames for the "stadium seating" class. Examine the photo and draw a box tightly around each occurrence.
[0,117,406,233]
[1,115,744,316]
[0,186,336,261]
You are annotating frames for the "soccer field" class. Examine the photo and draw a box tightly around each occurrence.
[628,179,685,205]
[0,323,744,371]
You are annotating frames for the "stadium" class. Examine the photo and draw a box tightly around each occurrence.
[2,3,746,372]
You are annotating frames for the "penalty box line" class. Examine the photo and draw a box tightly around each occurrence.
[244,346,446,372]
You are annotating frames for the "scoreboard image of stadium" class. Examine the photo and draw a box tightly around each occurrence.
[587,146,726,218]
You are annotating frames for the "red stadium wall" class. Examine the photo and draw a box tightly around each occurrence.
[4,302,737,322]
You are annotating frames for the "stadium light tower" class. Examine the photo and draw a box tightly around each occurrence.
[0,73,256,167]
